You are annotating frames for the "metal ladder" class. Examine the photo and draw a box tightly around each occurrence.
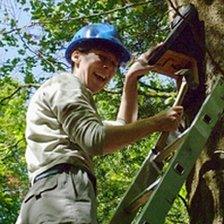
[109,76,224,224]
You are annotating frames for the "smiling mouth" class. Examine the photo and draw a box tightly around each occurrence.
[94,72,106,82]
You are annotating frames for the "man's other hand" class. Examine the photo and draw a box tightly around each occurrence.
[153,106,184,132]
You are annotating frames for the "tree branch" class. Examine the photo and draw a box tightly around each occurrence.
[178,193,190,216]
[59,0,161,22]
[0,83,40,105]
[1,138,25,162]
[139,80,175,92]
[17,32,70,69]
[101,88,175,98]
[139,90,175,98]
[18,33,56,69]
[0,22,39,35]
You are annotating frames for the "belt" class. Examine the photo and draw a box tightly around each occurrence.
[34,163,96,191]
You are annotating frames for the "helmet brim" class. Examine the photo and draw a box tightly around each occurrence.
[65,38,131,65]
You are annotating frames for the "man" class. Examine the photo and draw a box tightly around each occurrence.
[16,23,183,224]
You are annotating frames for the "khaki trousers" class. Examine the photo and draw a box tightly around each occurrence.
[16,168,97,224]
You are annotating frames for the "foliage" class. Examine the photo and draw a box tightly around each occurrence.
[0,0,188,223]
[0,77,29,223]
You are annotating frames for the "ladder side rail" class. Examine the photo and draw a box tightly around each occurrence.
[135,77,224,224]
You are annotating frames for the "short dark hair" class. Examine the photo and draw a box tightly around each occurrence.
[71,46,121,72]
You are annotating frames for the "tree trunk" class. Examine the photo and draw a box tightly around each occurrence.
[166,0,224,223]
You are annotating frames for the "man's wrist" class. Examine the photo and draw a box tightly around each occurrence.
[124,72,138,82]
[116,117,127,125]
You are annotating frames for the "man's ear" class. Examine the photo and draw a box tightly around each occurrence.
[71,51,81,67]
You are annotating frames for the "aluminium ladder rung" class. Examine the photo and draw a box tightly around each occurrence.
[125,178,161,214]
[109,151,162,224]
[123,131,189,214]
[110,130,188,219]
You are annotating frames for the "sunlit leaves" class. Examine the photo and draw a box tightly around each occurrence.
[0,77,29,223]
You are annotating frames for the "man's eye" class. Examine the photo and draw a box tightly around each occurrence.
[99,55,106,62]
[98,54,117,67]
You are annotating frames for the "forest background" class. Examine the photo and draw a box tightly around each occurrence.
[1,0,223,224]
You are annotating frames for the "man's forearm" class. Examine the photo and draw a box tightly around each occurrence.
[103,116,158,154]
[103,106,183,154]
[117,75,138,123]
[117,57,156,123]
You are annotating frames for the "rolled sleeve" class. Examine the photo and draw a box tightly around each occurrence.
[45,77,105,156]
[102,119,126,126]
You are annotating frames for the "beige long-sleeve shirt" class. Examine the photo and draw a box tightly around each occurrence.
[25,73,124,184]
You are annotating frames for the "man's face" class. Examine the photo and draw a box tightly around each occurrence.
[71,49,119,93]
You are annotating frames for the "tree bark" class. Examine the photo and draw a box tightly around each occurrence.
[166,0,224,223]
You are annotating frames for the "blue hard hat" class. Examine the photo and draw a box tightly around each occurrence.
[65,23,131,65]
